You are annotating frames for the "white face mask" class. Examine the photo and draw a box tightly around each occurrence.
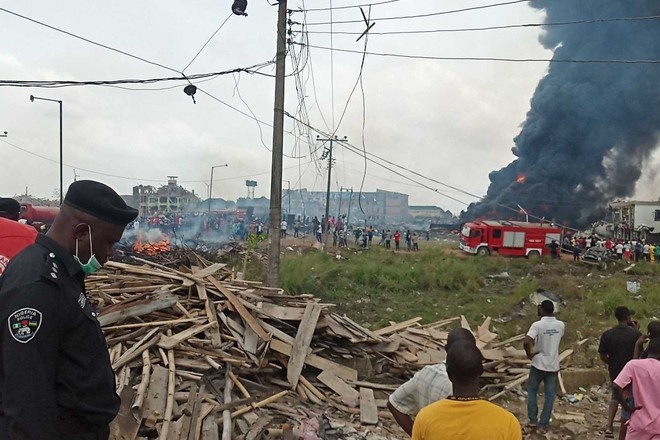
[74,224,102,276]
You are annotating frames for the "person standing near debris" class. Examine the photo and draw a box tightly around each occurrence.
[0,180,138,440]
[385,229,392,249]
[548,239,559,259]
[280,218,288,238]
[615,241,624,259]
[599,306,642,439]
[0,198,38,277]
[411,341,522,440]
[523,300,565,435]
[388,328,477,436]
[634,321,660,359]
[613,338,660,439]
[394,230,401,250]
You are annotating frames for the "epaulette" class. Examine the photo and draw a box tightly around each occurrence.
[40,251,65,288]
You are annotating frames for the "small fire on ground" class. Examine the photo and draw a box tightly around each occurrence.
[133,234,171,255]
[516,174,526,184]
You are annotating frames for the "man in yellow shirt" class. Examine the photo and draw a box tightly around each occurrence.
[412,341,522,440]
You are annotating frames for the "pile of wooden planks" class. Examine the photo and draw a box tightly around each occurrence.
[91,253,565,440]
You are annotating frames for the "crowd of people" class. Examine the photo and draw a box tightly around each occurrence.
[565,234,660,263]
[278,214,430,251]
[389,301,660,439]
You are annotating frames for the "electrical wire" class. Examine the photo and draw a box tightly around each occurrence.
[293,0,403,12]
[0,137,312,183]
[303,0,529,26]
[0,7,183,75]
[0,62,275,88]
[330,0,336,131]
[301,14,660,35]
[293,42,660,63]
[182,13,233,73]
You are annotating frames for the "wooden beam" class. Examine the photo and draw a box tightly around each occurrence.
[207,277,271,342]
[287,303,322,388]
[359,387,378,425]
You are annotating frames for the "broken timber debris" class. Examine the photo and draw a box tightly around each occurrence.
[90,251,578,439]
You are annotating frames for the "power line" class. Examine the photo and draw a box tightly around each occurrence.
[0,62,275,89]
[182,13,233,72]
[293,0,403,12]
[301,14,660,35]
[303,0,529,26]
[0,137,312,183]
[293,42,660,64]
[0,6,183,75]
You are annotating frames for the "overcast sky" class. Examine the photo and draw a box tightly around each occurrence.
[0,0,558,215]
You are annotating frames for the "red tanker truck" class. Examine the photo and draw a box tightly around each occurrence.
[20,203,59,228]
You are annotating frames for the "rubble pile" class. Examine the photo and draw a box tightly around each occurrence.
[91,253,572,440]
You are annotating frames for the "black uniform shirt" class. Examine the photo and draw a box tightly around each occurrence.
[0,234,119,440]
[598,324,642,381]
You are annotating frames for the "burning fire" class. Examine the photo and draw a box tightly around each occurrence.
[133,233,171,255]
[516,174,526,184]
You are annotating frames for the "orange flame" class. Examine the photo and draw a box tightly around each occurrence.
[516,174,526,184]
[133,234,171,255]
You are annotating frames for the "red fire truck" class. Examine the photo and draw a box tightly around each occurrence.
[459,220,562,257]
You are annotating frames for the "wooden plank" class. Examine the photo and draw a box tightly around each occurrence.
[558,371,567,395]
[359,387,378,425]
[143,365,169,428]
[259,303,307,321]
[244,416,273,440]
[287,303,322,388]
[158,323,215,350]
[270,338,358,382]
[207,277,271,342]
[109,386,140,440]
[105,261,194,286]
[373,317,423,336]
[195,282,222,348]
[200,414,220,440]
[192,263,227,279]
[317,370,360,407]
[99,290,178,326]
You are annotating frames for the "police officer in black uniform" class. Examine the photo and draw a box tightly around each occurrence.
[0,180,138,440]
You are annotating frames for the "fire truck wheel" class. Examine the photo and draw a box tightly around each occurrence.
[527,250,541,259]
[476,247,490,256]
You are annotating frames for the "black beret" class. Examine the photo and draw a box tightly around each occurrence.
[0,198,20,215]
[63,180,138,226]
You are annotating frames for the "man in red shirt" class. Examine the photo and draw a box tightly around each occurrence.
[0,198,38,276]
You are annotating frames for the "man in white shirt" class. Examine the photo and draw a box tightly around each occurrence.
[523,300,565,434]
[387,328,476,436]
[615,242,624,259]
[280,219,287,238]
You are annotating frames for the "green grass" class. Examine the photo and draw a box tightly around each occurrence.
[242,243,660,344]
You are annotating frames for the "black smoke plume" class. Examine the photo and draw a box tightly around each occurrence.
[462,0,660,227]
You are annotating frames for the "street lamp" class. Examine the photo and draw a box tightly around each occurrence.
[30,95,63,204]
[208,164,229,214]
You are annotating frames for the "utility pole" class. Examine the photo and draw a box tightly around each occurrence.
[346,188,353,230]
[318,135,347,249]
[266,0,288,287]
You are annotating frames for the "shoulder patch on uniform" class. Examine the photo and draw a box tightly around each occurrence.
[8,308,42,344]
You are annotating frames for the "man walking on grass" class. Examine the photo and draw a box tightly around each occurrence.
[523,300,565,435]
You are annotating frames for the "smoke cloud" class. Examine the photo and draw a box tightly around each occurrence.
[463,0,660,226]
